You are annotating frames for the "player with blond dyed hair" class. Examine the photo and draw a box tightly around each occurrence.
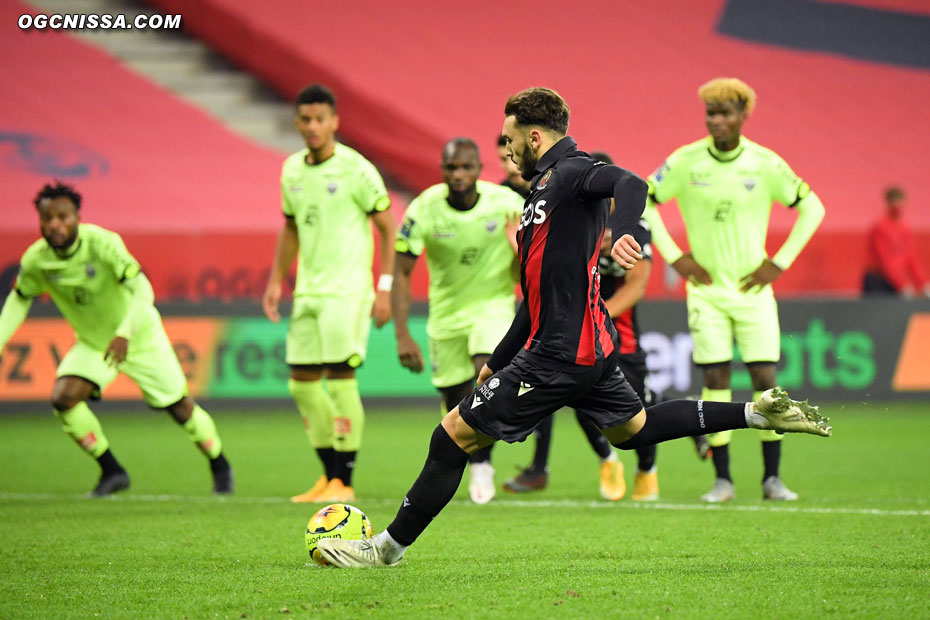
[697,77,757,115]
[643,77,826,503]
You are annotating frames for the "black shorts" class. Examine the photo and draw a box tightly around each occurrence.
[618,355,649,403]
[458,349,643,443]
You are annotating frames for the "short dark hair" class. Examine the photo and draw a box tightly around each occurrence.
[296,83,336,109]
[885,186,905,203]
[33,181,81,210]
[590,151,614,165]
[444,137,479,159]
[504,87,570,135]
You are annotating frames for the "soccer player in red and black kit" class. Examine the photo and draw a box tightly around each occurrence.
[505,152,710,501]
[318,87,831,568]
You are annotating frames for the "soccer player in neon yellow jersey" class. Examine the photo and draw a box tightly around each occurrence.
[392,137,523,504]
[644,78,825,502]
[263,84,395,504]
[0,182,233,497]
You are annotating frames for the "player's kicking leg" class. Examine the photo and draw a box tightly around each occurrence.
[604,388,831,453]
[52,376,131,497]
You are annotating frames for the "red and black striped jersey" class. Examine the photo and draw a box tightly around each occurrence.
[497,137,647,367]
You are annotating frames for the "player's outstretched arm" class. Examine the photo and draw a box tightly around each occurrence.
[263,217,299,323]
[371,210,396,329]
[0,290,33,354]
[392,252,423,373]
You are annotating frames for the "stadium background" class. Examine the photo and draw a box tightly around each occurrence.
[2,0,929,405]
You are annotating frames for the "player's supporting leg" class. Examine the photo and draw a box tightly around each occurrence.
[52,377,130,497]
[288,374,337,502]
[503,414,552,493]
[747,362,798,501]
[441,378,494,504]
[324,373,365,502]
[165,396,233,494]
[320,410,478,567]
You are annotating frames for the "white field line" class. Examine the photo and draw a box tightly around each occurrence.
[1,492,928,517]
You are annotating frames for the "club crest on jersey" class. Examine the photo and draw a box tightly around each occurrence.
[537,169,553,190]
[488,378,500,389]
[326,182,339,194]
[85,264,96,278]
[743,178,756,191]
[485,220,498,233]
[654,162,670,182]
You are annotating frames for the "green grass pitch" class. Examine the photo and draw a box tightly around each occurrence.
[1,401,928,619]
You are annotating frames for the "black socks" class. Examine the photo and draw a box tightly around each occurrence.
[316,447,336,480]
[96,449,125,475]
[711,444,732,481]
[762,440,781,480]
[616,400,747,450]
[387,425,469,546]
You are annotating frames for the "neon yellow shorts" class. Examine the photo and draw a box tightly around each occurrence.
[57,322,187,408]
[428,305,514,388]
[686,283,780,365]
[286,292,374,367]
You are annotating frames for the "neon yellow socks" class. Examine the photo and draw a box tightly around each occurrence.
[288,378,336,448]
[54,402,109,458]
[182,404,223,458]
[327,378,365,452]
[702,388,733,447]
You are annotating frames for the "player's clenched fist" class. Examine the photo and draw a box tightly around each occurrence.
[610,233,642,270]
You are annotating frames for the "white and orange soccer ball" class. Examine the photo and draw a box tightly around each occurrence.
[305,504,373,566]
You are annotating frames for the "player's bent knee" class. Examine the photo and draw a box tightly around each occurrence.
[440,407,491,454]
[601,409,647,447]
[50,377,92,411]
[165,396,195,423]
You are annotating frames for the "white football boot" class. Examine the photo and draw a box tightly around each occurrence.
[317,537,400,568]
[700,478,735,503]
[468,462,496,504]
[763,476,799,501]
[751,388,832,437]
